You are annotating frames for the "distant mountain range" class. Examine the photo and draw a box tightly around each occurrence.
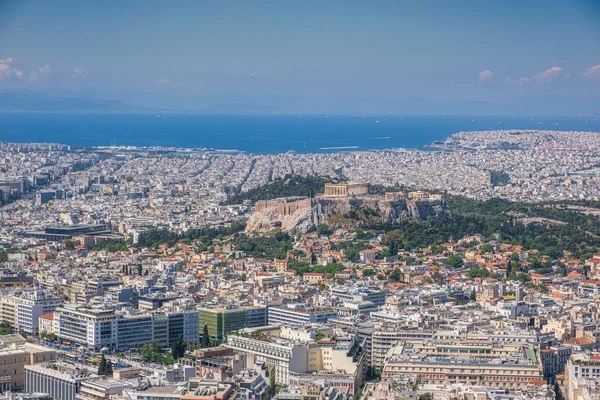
[0,89,598,116]
[0,90,153,112]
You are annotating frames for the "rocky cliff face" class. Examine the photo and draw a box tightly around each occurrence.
[245,204,316,234]
[245,196,449,234]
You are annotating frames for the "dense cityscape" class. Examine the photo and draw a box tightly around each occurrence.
[1,130,600,400]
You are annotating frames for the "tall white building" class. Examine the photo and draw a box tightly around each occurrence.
[268,305,338,326]
[52,305,199,350]
[53,305,118,349]
[0,290,63,335]
[25,363,95,400]
[17,291,64,335]
[226,326,365,393]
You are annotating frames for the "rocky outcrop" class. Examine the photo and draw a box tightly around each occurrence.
[245,204,316,234]
[245,196,449,234]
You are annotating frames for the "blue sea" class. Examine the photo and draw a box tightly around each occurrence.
[0,113,599,154]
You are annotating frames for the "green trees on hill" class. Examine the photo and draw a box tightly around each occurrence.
[88,239,132,252]
[224,174,334,205]
[447,254,463,268]
[362,196,600,260]
[137,222,245,248]
[288,260,346,278]
[234,232,293,259]
[489,170,511,186]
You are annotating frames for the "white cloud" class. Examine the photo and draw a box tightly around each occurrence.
[534,66,565,83]
[478,70,493,84]
[514,66,567,85]
[0,58,23,80]
[0,63,10,79]
[72,67,88,79]
[246,71,258,79]
[28,65,51,82]
[583,64,600,79]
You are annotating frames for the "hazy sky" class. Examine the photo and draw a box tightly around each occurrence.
[1,0,599,103]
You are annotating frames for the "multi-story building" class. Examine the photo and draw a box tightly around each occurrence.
[565,353,600,400]
[198,306,267,342]
[369,328,434,369]
[382,340,543,390]
[267,306,337,326]
[541,345,572,381]
[0,290,63,335]
[116,314,153,351]
[53,305,198,350]
[16,291,64,335]
[0,296,19,330]
[330,286,386,306]
[25,362,95,400]
[226,333,310,386]
[0,338,56,392]
[53,305,119,349]
[75,378,131,400]
[226,327,365,394]
[138,293,181,311]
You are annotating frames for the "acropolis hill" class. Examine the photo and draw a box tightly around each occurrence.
[245,182,448,233]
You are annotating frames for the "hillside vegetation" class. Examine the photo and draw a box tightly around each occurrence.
[224,174,336,204]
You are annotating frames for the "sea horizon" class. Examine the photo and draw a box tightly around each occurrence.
[0,113,599,154]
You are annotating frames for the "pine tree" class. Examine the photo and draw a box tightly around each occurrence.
[171,336,186,358]
[97,355,107,375]
[506,260,512,278]
[201,324,211,348]
[106,359,113,375]
[269,366,276,394]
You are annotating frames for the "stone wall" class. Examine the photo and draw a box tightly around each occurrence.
[254,197,311,216]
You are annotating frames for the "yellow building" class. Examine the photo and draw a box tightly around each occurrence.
[0,335,56,392]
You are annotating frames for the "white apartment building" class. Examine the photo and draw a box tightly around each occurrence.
[226,327,365,391]
[268,305,338,326]
[0,290,63,335]
[25,363,95,400]
[52,305,199,350]
[566,353,600,400]
[17,292,64,335]
[226,334,308,385]
[53,305,118,349]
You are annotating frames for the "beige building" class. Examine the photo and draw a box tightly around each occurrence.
[303,273,325,284]
[38,313,54,335]
[0,335,56,392]
[382,340,543,391]
[0,297,19,328]
[565,353,600,400]
[542,317,575,341]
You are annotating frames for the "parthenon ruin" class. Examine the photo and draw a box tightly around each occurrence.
[323,182,369,197]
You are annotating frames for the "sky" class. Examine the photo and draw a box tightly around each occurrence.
[0,0,599,111]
